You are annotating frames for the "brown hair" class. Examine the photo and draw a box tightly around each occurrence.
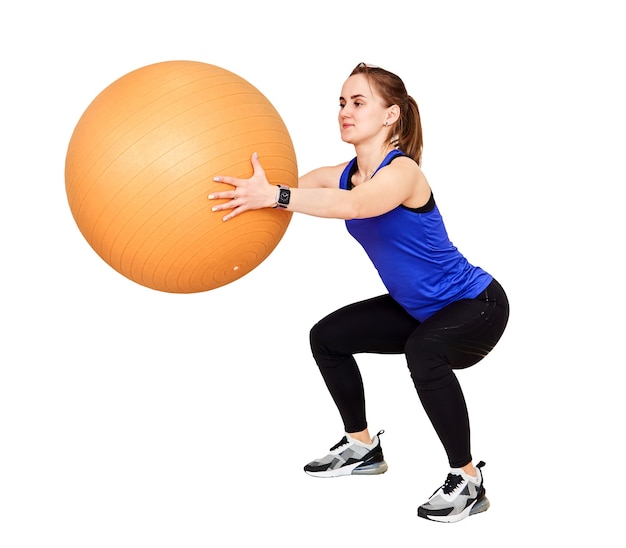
[350,63,423,165]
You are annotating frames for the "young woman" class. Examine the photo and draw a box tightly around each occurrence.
[209,63,509,523]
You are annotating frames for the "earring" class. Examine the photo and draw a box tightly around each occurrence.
[384,121,388,126]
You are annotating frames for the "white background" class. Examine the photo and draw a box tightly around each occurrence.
[2,1,624,546]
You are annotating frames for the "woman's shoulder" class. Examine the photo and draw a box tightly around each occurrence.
[389,152,421,170]
[382,153,425,185]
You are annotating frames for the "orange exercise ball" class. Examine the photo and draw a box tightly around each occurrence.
[65,60,297,293]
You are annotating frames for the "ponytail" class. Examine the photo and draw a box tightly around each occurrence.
[395,95,423,166]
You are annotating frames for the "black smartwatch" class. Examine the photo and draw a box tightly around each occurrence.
[273,185,291,209]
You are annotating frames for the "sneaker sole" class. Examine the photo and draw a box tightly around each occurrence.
[419,495,490,523]
[305,460,388,478]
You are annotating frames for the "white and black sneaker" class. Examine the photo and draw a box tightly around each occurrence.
[304,430,388,478]
[418,461,490,523]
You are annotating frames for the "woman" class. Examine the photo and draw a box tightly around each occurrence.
[209,63,509,523]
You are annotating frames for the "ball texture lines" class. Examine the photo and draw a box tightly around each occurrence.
[65,60,297,293]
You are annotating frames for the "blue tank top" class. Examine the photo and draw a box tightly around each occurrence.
[340,149,492,321]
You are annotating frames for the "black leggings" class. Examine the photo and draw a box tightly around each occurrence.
[309,279,509,468]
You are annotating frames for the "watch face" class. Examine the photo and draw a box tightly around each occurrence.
[279,188,290,204]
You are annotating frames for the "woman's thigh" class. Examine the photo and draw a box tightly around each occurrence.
[310,294,421,357]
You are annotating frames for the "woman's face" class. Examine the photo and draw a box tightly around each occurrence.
[338,74,389,145]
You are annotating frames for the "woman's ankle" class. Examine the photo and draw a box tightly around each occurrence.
[347,429,372,445]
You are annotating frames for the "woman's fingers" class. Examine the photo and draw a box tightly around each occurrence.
[208,187,239,201]
[212,153,260,188]
[250,151,265,177]
[208,183,245,220]
[208,153,270,221]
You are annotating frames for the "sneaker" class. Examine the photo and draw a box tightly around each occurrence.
[417,461,490,523]
[304,430,388,478]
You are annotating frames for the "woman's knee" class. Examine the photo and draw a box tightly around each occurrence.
[309,317,328,351]
[405,337,454,390]
[309,316,343,363]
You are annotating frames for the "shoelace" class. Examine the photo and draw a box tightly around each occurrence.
[442,473,464,495]
[330,436,349,451]
[329,430,385,452]
[437,461,486,496]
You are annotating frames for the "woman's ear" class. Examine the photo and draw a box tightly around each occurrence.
[385,104,400,126]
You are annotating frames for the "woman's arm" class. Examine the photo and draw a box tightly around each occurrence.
[209,153,426,221]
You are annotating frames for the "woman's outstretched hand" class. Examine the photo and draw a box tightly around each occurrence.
[209,153,277,221]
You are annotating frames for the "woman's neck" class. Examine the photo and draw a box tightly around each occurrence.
[355,144,395,181]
